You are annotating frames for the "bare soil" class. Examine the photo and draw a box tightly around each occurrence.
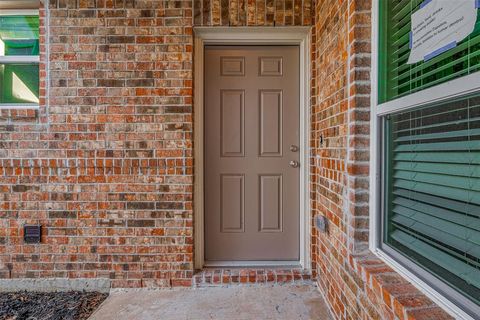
[0,291,108,320]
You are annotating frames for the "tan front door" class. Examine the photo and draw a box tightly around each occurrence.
[204,46,300,261]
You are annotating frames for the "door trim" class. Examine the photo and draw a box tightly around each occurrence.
[194,27,312,269]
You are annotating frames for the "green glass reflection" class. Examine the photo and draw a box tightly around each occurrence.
[0,64,39,104]
[378,1,480,103]
[0,16,39,56]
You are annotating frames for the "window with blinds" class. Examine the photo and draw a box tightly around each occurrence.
[379,0,480,103]
[384,94,480,306]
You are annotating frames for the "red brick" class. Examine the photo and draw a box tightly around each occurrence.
[406,307,455,320]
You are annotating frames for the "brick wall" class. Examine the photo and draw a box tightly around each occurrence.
[0,0,312,289]
[193,0,312,26]
[310,1,453,319]
[0,0,194,288]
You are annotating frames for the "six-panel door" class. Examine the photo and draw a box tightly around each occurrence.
[205,46,300,261]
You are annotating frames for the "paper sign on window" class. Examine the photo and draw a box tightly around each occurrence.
[408,0,479,64]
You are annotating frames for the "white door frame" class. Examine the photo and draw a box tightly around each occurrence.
[193,26,312,269]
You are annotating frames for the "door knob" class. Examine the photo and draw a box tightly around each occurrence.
[290,145,299,152]
[289,160,300,168]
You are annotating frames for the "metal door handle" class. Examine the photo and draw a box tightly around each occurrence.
[289,160,299,168]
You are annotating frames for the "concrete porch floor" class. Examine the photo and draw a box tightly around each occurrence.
[89,283,332,320]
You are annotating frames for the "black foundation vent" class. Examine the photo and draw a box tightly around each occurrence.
[24,225,41,244]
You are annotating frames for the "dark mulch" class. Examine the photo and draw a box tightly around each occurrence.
[0,291,108,320]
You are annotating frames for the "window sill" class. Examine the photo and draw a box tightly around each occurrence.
[0,104,39,110]
[350,253,456,320]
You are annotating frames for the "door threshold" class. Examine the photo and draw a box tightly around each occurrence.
[203,261,302,268]
[193,265,312,287]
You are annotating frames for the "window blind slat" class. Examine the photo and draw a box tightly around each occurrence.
[391,0,419,23]
[393,189,480,218]
[394,67,480,94]
[394,152,480,164]
[393,48,480,84]
[391,26,411,49]
[394,129,480,142]
[391,231,480,289]
[394,116,480,135]
[395,141,480,152]
[393,197,480,230]
[394,181,480,205]
[393,219,480,269]
[394,162,479,178]
[390,33,480,73]
[394,171,480,192]
[392,207,480,249]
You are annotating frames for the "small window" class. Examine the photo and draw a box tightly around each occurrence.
[0,11,39,108]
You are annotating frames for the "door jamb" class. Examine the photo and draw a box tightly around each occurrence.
[193,27,312,269]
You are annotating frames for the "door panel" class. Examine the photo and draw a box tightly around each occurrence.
[220,174,245,233]
[220,90,245,157]
[259,174,283,232]
[259,57,283,76]
[220,57,245,76]
[259,90,283,157]
[205,45,300,261]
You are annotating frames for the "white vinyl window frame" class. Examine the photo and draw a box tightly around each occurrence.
[0,9,40,110]
[370,1,480,319]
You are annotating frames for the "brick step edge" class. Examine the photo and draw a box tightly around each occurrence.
[192,268,312,287]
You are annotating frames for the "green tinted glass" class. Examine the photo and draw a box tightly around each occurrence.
[384,95,480,306]
[379,1,480,103]
[0,63,39,104]
[0,15,39,56]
